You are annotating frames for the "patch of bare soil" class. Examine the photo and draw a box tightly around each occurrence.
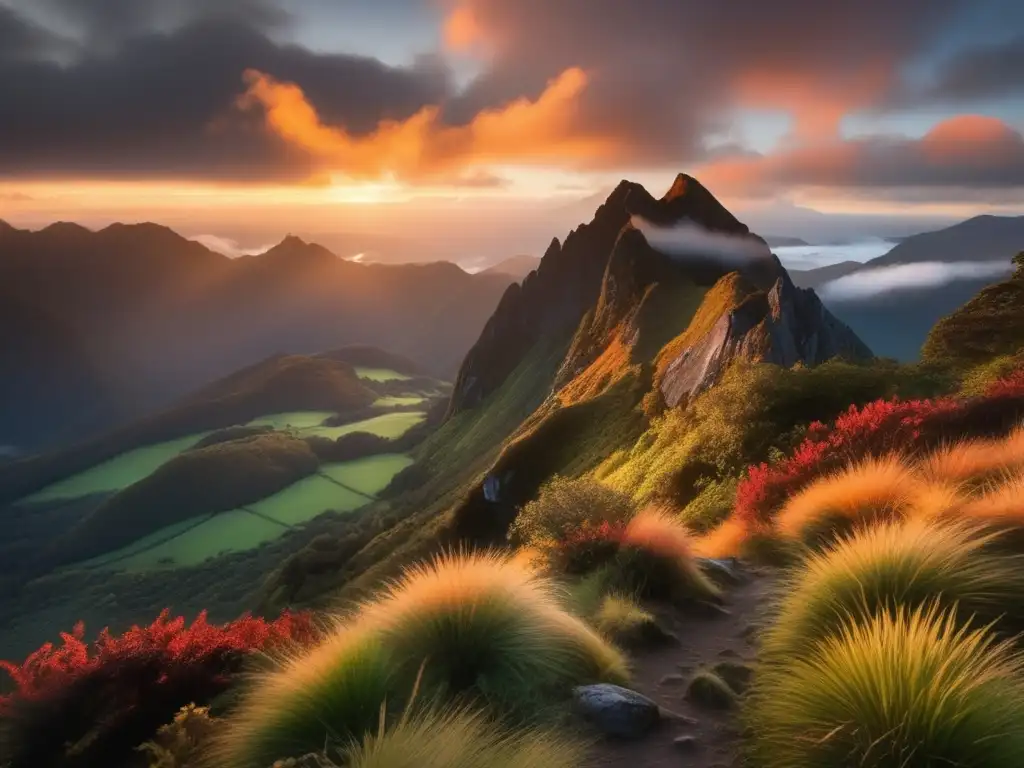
[584,564,777,768]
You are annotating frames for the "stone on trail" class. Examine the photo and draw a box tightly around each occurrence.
[572,683,661,739]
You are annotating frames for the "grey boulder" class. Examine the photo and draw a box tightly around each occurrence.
[572,683,661,739]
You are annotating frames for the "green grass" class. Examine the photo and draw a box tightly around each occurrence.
[355,367,412,382]
[762,518,1024,660]
[246,409,426,441]
[747,603,1024,768]
[69,455,413,571]
[321,455,415,496]
[20,432,212,503]
[373,395,427,407]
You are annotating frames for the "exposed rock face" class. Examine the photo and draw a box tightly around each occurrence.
[659,264,872,408]
[446,174,760,416]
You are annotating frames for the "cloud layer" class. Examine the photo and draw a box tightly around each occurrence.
[819,260,1014,300]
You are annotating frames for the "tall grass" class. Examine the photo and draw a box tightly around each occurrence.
[775,456,920,545]
[213,552,627,767]
[960,473,1024,549]
[341,705,587,768]
[762,518,1024,659]
[748,604,1024,768]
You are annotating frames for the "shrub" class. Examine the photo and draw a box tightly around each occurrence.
[611,508,721,604]
[685,670,735,709]
[774,456,921,545]
[136,703,218,768]
[215,553,627,767]
[679,477,738,532]
[0,610,318,768]
[340,705,587,768]
[509,476,634,570]
[747,604,1024,768]
[762,518,1024,660]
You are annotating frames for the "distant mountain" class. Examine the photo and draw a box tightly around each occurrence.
[482,254,542,281]
[0,221,512,451]
[866,215,1024,267]
[815,215,1024,360]
[787,261,862,289]
[763,235,810,247]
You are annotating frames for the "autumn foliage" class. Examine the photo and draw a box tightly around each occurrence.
[0,609,319,768]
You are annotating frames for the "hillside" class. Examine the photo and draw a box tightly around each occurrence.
[867,215,1024,266]
[482,254,542,281]
[786,260,861,289]
[0,223,511,451]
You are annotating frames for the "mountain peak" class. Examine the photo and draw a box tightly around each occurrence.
[260,234,336,262]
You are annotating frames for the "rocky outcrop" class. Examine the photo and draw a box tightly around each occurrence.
[446,174,761,416]
[660,264,872,408]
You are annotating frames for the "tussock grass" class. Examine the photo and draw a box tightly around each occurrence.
[775,456,921,545]
[614,507,722,603]
[209,626,398,768]
[357,552,629,708]
[960,473,1024,549]
[341,705,588,768]
[918,428,1024,490]
[905,480,969,521]
[593,594,654,638]
[693,518,748,559]
[214,552,626,767]
[762,518,1024,660]
[747,604,1024,768]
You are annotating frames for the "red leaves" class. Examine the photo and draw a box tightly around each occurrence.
[552,520,627,574]
[0,609,317,714]
[734,372,1024,524]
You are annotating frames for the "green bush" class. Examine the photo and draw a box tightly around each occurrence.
[508,475,635,552]
[762,518,1024,660]
[747,604,1024,768]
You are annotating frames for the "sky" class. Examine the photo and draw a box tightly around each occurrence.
[1,0,1022,262]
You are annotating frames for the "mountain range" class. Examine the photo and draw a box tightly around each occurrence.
[0,222,512,452]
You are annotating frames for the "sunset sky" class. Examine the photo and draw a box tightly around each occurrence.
[1,0,1022,261]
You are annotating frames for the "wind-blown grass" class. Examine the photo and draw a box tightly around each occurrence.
[748,604,1024,768]
[592,594,654,639]
[918,427,1024,490]
[762,518,1024,660]
[775,456,921,545]
[213,552,626,767]
[959,473,1024,549]
[341,705,588,768]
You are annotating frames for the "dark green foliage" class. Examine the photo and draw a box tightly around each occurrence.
[52,434,319,565]
[923,253,1024,369]
[306,432,394,463]
[192,426,274,449]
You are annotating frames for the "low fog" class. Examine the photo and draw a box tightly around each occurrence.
[819,260,1013,301]
[632,216,772,266]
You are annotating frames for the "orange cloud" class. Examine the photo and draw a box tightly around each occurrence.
[444,5,485,50]
[695,114,1024,197]
[237,67,620,183]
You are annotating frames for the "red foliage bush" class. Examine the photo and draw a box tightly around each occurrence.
[552,520,627,574]
[734,373,1024,525]
[0,609,319,768]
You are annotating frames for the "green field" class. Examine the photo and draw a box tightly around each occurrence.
[22,432,212,503]
[355,366,412,382]
[372,395,426,407]
[246,411,337,431]
[246,409,426,440]
[72,453,414,572]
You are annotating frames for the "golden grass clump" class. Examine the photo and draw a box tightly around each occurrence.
[614,507,722,603]
[212,552,627,767]
[775,455,921,545]
[960,473,1024,549]
[762,517,1024,660]
[341,706,588,768]
[748,604,1024,768]
[918,428,1024,490]
[592,594,654,638]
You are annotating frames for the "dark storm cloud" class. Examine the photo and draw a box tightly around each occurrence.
[927,34,1024,101]
[0,3,72,61]
[0,10,451,180]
